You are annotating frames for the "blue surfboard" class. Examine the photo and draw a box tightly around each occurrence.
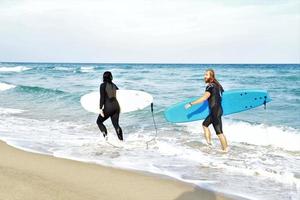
[164,89,271,123]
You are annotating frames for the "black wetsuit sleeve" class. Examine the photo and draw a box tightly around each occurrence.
[115,84,119,90]
[205,84,214,94]
[100,83,106,109]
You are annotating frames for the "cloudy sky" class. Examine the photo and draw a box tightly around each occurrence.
[0,0,299,63]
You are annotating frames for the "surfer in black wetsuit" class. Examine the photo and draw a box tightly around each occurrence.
[96,71,123,141]
[185,69,228,152]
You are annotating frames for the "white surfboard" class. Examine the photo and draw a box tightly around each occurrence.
[80,90,153,114]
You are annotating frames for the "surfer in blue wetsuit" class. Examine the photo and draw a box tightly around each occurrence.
[185,69,228,152]
[96,71,123,141]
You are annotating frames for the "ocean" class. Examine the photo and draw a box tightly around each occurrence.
[0,63,299,200]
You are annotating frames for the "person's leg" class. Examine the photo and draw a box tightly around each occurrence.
[212,111,228,151]
[202,115,212,145]
[202,126,212,145]
[217,133,228,151]
[96,114,109,138]
[110,112,123,141]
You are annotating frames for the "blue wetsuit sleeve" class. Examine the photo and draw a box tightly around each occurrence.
[100,83,106,109]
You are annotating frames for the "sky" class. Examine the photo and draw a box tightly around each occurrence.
[0,0,299,63]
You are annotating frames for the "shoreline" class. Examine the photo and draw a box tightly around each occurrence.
[0,140,243,200]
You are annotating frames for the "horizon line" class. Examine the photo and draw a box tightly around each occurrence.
[1,61,299,65]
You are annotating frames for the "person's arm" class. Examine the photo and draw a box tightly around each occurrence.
[185,92,210,109]
[187,83,214,108]
[99,83,106,110]
[185,84,212,109]
[190,92,210,106]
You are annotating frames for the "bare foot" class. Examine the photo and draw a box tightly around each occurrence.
[222,147,229,153]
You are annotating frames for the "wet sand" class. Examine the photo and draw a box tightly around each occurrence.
[0,140,239,200]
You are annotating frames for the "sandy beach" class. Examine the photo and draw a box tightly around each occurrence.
[0,140,239,200]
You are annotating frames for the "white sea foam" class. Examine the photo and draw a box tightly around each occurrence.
[80,66,95,73]
[0,82,16,91]
[0,114,299,200]
[0,107,25,115]
[183,120,300,152]
[0,66,32,72]
[54,67,74,71]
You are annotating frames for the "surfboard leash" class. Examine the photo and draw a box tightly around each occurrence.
[263,96,267,110]
[146,103,158,149]
[106,140,123,149]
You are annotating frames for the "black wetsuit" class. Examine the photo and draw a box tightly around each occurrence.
[202,83,223,134]
[96,81,123,140]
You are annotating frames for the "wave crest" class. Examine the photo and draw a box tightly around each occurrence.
[0,107,25,115]
[0,82,16,91]
[184,120,300,152]
[0,66,32,72]
[16,85,66,95]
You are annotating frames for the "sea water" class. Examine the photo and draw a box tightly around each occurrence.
[0,63,299,200]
